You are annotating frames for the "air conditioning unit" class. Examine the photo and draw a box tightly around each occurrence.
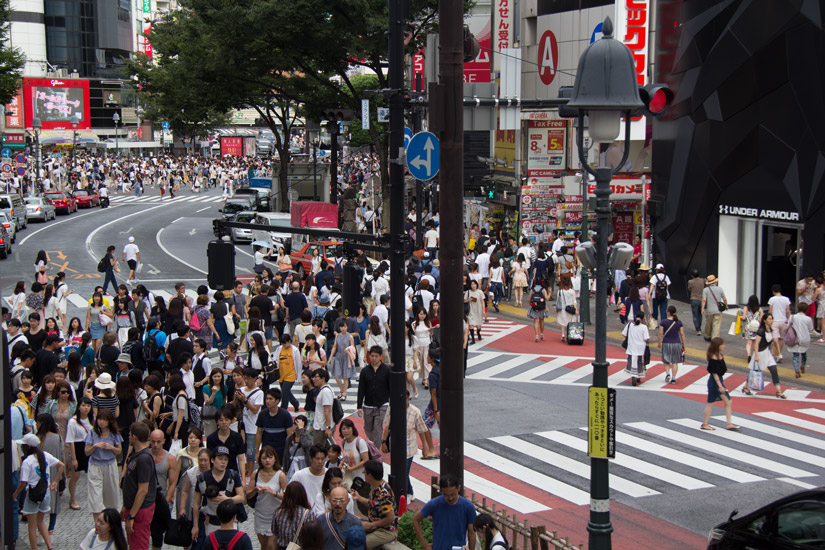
[57,68,68,77]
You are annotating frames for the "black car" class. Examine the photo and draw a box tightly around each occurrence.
[707,487,825,549]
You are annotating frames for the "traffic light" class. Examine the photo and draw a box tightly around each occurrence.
[207,240,235,290]
[320,109,354,122]
[463,25,480,62]
[636,84,673,117]
[558,86,578,118]
[484,182,495,200]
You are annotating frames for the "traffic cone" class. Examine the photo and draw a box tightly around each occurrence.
[398,494,407,515]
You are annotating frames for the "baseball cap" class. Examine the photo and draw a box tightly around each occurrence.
[128,236,135,243]
[15,433,41,448]
[214,446,231,457]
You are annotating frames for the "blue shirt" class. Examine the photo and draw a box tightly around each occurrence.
[144,328,167,362]
[420,496,477,550]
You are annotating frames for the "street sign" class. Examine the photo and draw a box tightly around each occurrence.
[361,99,369,130]
[162,121,170,130]
[14,153,25,164]
[1,148,10,158]
[406,131,439,181]
[377,107,389,123]
[15,166,25,176]
[403,127,413,149]
[587,386,616,459]
[1,163,11,173]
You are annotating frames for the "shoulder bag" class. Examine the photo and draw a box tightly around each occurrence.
[708,287,727,311]
[287,509,310,550]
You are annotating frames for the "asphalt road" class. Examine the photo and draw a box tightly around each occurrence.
[4,187,825,550]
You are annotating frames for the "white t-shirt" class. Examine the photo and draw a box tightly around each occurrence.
[475,253,491,277]
[649,274,673,300]
[80,529,117,550]
[123,243,140,262]
[424,229,439,248]
[373,305,389,335]
[240,386,264,434]
[516,246,533,268]
[313,385,335,431]
[66,417,92,444]
[290,467,326,510]
[768,295,791,323]
[341,437,369,479]
[20,451,59,487]
[372,276,389,299]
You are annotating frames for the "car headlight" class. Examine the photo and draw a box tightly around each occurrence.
[707,528,725,545]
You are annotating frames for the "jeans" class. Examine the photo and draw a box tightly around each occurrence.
[690,300,702,331]
[427,247,438,260]
[192,514,206,550]
[102,270,118,295]
[651,298,668,321]
[406,455,414,495]
[212,318,233,350]
[49,512,57,531]
[490,281,504,304]
[11,470,19,541]
[792,352,807,372]
[280,380,300,411]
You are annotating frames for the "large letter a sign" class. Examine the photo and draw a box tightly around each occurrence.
[538,30,558,86]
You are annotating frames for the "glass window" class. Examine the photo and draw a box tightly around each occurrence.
[775,501,825,547]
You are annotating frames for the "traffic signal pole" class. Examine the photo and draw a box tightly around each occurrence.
[436,0,465,485]
[387,0,409,504]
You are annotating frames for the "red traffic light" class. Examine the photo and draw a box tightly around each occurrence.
[638,84,673,117]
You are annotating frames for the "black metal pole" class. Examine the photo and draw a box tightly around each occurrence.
[415,180,423,248]
[438,0,464,484]
[330,128,338,203]
[35,131,40,189]
[387,0,408,505]
[313,143,318,201]
[580,174,590,324]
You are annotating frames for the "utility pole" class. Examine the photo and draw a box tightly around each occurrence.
[436,0,465,483]
[387,0,409,504]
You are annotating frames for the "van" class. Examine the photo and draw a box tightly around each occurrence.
[251,212,292,252]
[0,194,27,230]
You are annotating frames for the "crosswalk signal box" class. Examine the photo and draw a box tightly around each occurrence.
[207,240,235,290]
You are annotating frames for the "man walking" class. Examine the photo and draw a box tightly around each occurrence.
[768,283,792,362]
[122,236,141,285]
[687,269,705,335]
[101,245,119,295]
[150,429,179,550]
[284,281,308,336]
[319,486,364,550]
[357,346,391,449]
[412,474,476,550]
[701,274,727,340]
[122,422,157,550]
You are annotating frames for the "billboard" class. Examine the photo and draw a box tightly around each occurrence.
[221,136,244,157]
[464,14,491,83]
[4,89,22,128]
[22,78,91,130]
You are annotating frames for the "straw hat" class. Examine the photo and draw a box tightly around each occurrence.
[706,274,718,285]
[638,263,650,271]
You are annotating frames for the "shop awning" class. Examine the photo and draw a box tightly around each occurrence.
[37,130,100,145]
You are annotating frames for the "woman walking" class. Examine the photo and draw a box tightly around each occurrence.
[465,279,485,344]
[753,313,787,399]
[556,277,577,343]
[622,312,650,386]
[272,482,312,550]
[701,337,740,430]
[658,306,685,384]
[740,295,762,361]
[84,408,122,519]
[35,414,65,537]
[66,397,93,510]
[412,308,432,386]
[526,279,550,343]
[85,292,112,351]
[330,323,356,401]
[245,446,287,550]
[12,280,28,319]
[510,253,529,307]
[489,255,505,312]
[13,433,64,550]
[78,508,128,550]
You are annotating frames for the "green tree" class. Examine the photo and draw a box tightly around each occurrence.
[0,0,25,106]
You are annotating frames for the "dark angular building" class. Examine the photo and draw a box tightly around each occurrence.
[652,0,824,304]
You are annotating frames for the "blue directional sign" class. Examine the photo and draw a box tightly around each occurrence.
[162,121,170,130]
[1,148,10,158]
[403,127,413,149]
[406,131,439,181]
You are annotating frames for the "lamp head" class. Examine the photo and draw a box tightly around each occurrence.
[112,112,120,124]
[566,17,644,143]
[32,117,42,130]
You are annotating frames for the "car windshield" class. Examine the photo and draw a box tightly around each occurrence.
[223,202,247,213]
[74,190,88,196]
[323,243,342,257]
[45,193,63,199]
[24,198,40,205]
[236,213,256,222]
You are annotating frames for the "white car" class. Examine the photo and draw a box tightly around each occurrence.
[0,212,16,243]
[24,197,56,222]
[251,212,292,251]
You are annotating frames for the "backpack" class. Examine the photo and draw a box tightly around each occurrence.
[27,455,49,503]
[412,291,424,313]
[357,436,383,461]
[97,257,106,273]
[312,306,330,324]
[529,289,546,311]
[363,276,373,297]
[654,275,668,301]
[323,385,344,425]
[334,257,344,279]
[784,320,798,348]
[144,329,161,362]
[188,397,202,430]
[208,531,245,550]
[190,308,202,332]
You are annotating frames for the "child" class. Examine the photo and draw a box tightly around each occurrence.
[13,433,65,550]
[325,444,343,469]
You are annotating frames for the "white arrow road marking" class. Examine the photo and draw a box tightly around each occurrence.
[410,136,435,175]
[118,226,133,235]
[189,228,197,236]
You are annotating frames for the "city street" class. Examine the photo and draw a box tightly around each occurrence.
[4,186,825,549]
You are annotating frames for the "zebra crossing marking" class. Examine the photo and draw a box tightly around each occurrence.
[754,411,825,434]
[712,414,825,448]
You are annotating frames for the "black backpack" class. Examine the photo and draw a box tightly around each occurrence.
[530,289,546,311]
[96,257,107,273]
[27,454,49,503]
[363,276,373,297]
[654,275,668,301]
[144,329,161,362]
[412,291,425,313]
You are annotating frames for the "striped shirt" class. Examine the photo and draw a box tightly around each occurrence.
[92,395,120,415]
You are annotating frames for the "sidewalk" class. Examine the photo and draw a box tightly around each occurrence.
[494,293,825,392]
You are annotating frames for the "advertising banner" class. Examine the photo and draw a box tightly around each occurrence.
[521,181,561,240]
[613,211,635,244]
[220,136,243,157]
[615,0,649,140]
[464,14,491,83]
[527,120,566,173]
[23,78,91,130]
[5,90,22,128]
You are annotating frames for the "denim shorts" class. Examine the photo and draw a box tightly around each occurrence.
[22,490,50,515]
[264,325,275,340]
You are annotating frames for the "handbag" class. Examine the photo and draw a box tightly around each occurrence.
[286,509,310,550]
[560,290,576,314]
[709,287,727,311]
[224,310,235,335]
[99,311,113,326]
[747,358,764,392]
[643,344,651,366]
[202,403,218,420]
[164,516,193,547]
[734,314,742,335]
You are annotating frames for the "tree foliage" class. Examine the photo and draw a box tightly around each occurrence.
[0,0,26,106]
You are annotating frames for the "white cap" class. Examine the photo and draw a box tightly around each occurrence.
[128,236,135,243]
[655,263,664,270]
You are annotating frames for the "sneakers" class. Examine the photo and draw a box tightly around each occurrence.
[696,330,702,336]
[670,378,677,384]
[775,355,783,363]
[665,374,671,383]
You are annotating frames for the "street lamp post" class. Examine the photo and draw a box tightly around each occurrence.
[112,112,120,157]
[32,117,42,194]
[565,17,643,550]
[71,113,80,187]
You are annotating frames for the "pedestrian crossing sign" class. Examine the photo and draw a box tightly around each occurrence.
[588,386,616,459]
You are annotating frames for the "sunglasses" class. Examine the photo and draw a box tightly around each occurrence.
[59,390,70,395]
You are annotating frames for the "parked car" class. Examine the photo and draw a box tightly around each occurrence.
[0,212,16,243]
[0,224,12,258]
[229,211,257,244]
[0,193,27,230]
[251,212,292,251]
[290,240,344,277]
[25,197,56,222]
[73,188,100,208]
[218,196,256,220]
[707,487,825,549]
[234,187,274,211]
[44,191,78,214]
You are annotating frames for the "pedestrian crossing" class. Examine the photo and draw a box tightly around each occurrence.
[464,349,825,402]
[392,408,825,513]
[108,194,226,205]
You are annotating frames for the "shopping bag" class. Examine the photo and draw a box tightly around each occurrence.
[136,262,144,274]
[748,358,764,392]
[728,320,738,335]
[735,314,742,335]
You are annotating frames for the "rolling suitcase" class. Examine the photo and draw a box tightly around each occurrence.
[566,321,584,345]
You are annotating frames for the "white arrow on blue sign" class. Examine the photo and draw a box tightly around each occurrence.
[406,131,439,181]
[1,149,10,158]
[162,121,170,130]
[403,127,413,149]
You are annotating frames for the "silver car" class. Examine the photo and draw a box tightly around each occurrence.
[230,211,257,243]
[25,197,56,222]
[0,212,16,243]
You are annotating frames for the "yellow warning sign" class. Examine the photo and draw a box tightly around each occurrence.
[588,386,616,459]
